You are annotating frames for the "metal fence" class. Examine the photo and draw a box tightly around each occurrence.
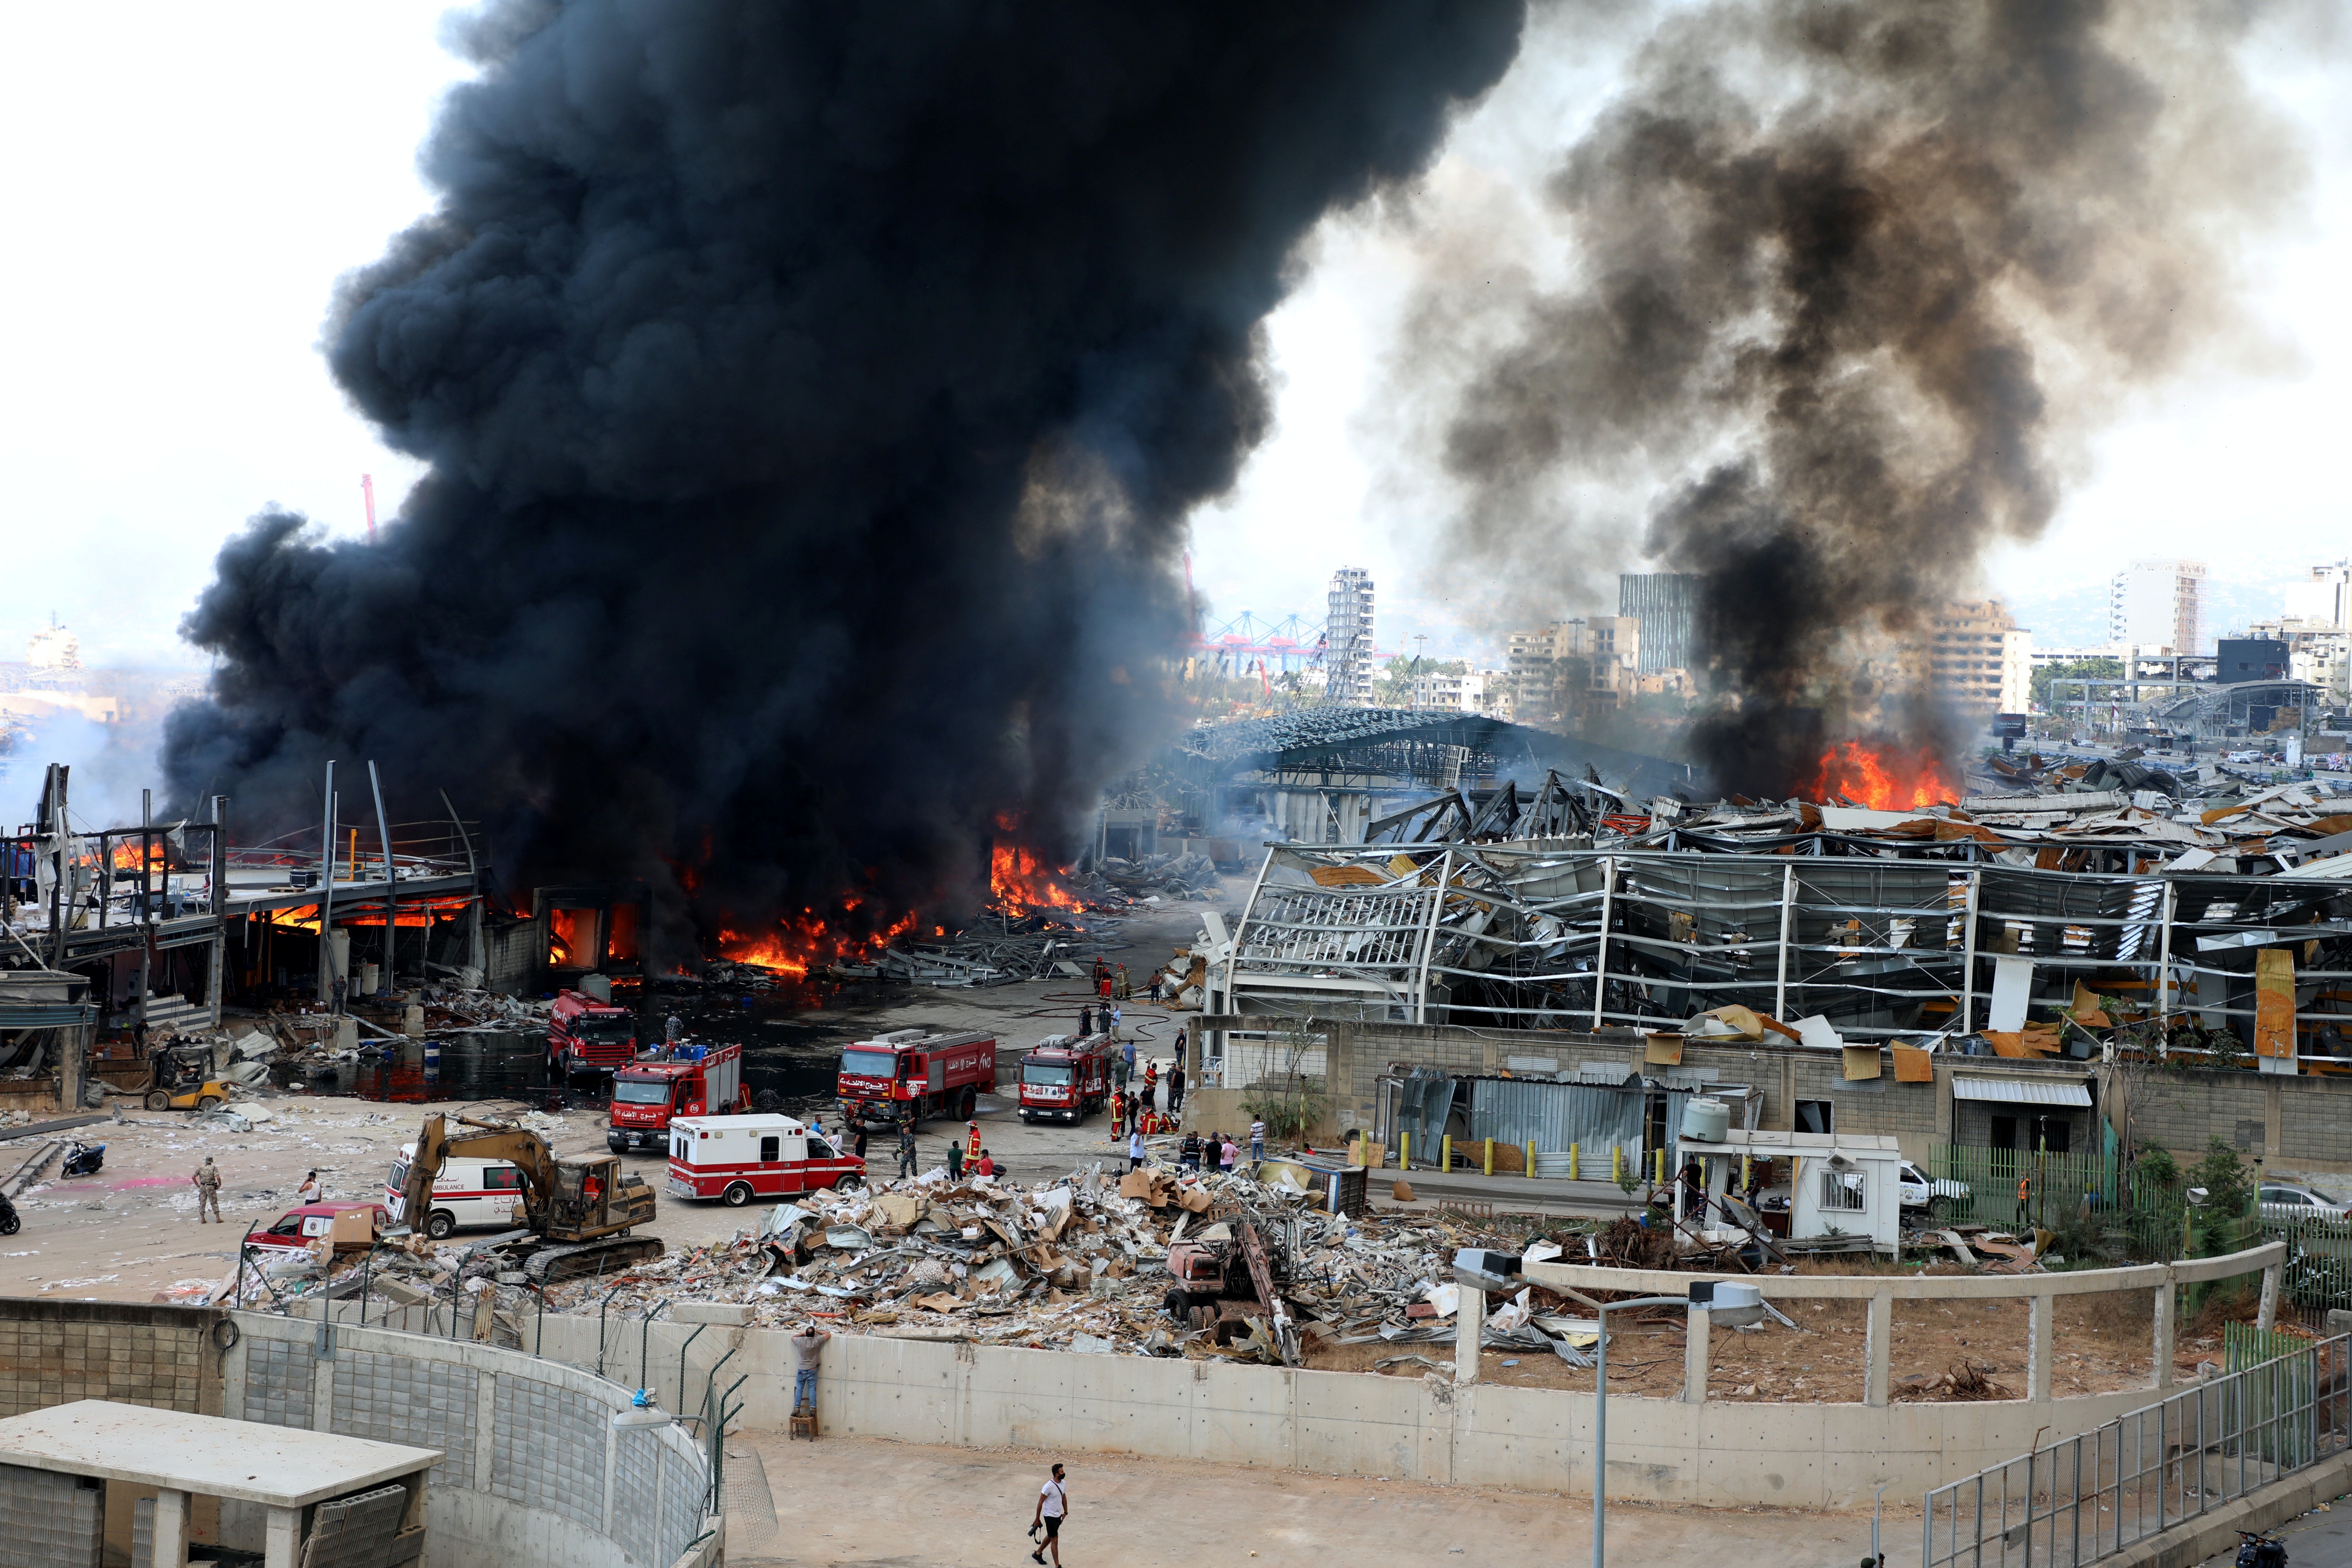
[1923,1335,2350,1568]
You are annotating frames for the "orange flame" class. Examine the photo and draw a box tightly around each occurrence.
[1806,741,1954,810]
[109,840,169,873]
[991,842,1083,912]
[716,907,918,977]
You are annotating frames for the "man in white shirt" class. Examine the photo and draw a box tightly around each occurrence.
[1028,1462,1068,1566]
[1249,1118,1267,1162]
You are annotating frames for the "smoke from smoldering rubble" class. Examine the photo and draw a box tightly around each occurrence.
[162,0,1526,953]
[1426,0,2304,796]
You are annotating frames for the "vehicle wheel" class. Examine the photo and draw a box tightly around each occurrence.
[197,1094,223,1111]
[0,1212,17,1237]
[958,1087,977,1120]
[835,1173,863,1192]
[144,1091,170,1112]
[1925,1197,1949,1221]
[721,1181,753,1208]
[425,1210,457,1240]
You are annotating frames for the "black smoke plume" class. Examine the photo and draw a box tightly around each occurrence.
[165,1,1524,953]
[1438,0,2299,796]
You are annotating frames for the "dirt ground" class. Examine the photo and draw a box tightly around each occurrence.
[728,1431,1924,1568]
[1300,1276,2215,1403]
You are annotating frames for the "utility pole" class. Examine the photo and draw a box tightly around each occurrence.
[317,762,337,1004]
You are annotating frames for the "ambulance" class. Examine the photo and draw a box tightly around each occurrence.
[385,1145,528,1238]
[665,1113,865,1207]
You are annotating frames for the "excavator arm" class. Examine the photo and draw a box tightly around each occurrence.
[398,1114,560,1232]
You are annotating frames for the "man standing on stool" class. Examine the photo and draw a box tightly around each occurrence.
[789,1324,829,1414]
[1028,1462,1068,1566]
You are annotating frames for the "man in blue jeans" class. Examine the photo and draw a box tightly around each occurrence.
[789,1325,829,1413]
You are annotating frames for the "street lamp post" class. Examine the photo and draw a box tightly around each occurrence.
[1587,1286,1763,1568]
[1590,1295,1687,1568]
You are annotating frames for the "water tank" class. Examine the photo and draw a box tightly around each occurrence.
[1683,1096,1730,1143]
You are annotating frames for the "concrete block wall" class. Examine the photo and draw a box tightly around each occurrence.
[0,1462,103,1568]
[0,1301,219,1420]
[231,1310,718,1568]
[1309,1018,2352,1172]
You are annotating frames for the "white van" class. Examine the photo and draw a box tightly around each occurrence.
[385,1144,526,1238]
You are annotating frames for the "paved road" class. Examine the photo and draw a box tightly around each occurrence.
[2193,1490,2352,1568]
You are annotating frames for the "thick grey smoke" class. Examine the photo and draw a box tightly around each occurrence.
[164,1,1524,952]
[1438,0,2300,795]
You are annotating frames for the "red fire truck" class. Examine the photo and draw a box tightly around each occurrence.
[1016,1032,1114,1124]
[550,989,640,1075]
[606,1041,751,1154]
[837,1027,997,1129]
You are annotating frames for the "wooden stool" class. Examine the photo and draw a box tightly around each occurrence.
[789,1409,819,1442]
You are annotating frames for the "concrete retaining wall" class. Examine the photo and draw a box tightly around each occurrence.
[497,1298,2178,1511]
[229,1311,719,1568]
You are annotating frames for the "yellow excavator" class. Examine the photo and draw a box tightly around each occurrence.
[391,1113,663,1282]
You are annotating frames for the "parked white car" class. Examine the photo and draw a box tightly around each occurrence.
[2257,1183,2350,1224]
[1898,1162,1972,1219]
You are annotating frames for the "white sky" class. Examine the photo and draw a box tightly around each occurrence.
[2,6,2345,674]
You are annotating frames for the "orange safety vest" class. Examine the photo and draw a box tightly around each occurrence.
[2017,1177,2031,1202]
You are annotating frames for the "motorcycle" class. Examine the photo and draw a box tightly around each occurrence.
[0,1192,18,1237]
[2238,1530,2288,1568]
[60,1141,104,1178]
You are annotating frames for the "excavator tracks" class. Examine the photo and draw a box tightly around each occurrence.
[521,1234,667,1283]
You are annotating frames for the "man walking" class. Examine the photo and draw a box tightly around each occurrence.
[1080,1005,1093,1038]
[897,1121,918,1179]
[1249,1117,1266,1164]
[946,1139,963,1181]
[1121,1037,1136,1083]
[1028,1462,1069,1566]
[192,1156,222,1223]
[1168,1062,1185,1115]
[788,1324,829,1414]
[2015,1173,2033,1229]
[1129,1126,1146,1171]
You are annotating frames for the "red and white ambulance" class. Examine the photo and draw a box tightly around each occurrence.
[665,1113,866,1207]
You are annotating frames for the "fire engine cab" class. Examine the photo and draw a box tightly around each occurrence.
[550,988,638,1075]
[1017,1032,1113,1123]
[607,1041,750,1153]
[837,1027,997,1129]
[665,1113,865,1206]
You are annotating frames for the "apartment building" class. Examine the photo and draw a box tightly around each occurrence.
[1928,601,2033,714]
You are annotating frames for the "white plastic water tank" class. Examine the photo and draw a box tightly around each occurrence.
[1683,1096,1731,1142]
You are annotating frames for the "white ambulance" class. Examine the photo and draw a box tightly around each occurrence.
[666,1113,865,1206]
[385,1144,528,1238]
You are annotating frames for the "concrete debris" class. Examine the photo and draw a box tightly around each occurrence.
[459,1160,1630,1370]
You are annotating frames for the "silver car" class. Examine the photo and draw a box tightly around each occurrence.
[2258,1183,2350,1224]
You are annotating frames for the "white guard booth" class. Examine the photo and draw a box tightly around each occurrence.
[1673,1128,1906,1252]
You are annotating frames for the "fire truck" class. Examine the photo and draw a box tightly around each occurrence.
[549,989,639,1076]
[606,1041,751,1154]
[837,1027,997,1129]
[1016,1032,1114,1124]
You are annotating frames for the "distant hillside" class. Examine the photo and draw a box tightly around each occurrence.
[1997,575,2307,650]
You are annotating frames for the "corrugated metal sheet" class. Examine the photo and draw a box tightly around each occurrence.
[1951,1074,2092,1108]
[1466,1077,1643,1157]
[0,1002,96,1029]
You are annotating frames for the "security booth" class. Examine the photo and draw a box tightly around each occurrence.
[0,1399,439,1568]
[1673,1127,1905,1253]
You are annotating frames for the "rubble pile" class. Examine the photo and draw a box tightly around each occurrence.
[1095,850,1220,899]
[532,1159,1612,1368]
